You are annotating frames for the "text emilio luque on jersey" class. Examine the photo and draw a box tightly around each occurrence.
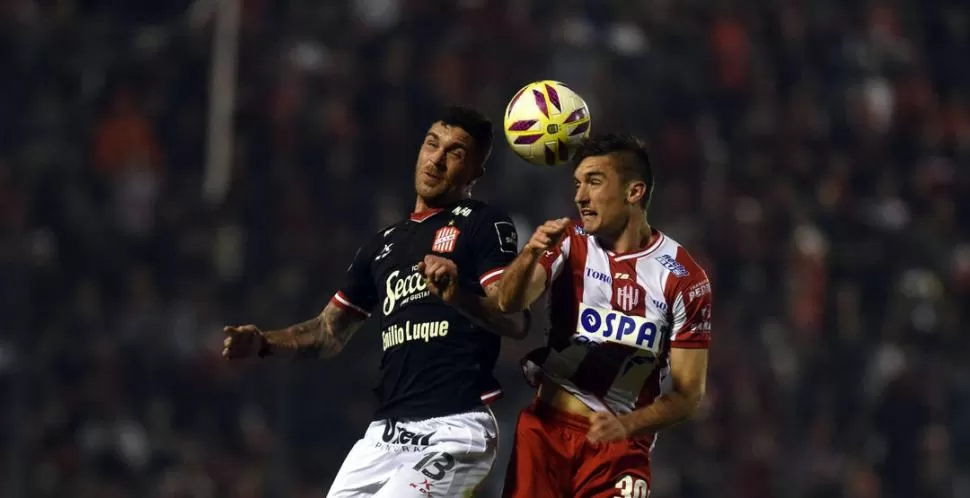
[381,264,449,351]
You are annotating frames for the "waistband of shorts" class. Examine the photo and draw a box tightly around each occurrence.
[531,398,591,432]
[381,405,493,425]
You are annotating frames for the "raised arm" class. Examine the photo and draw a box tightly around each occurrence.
[419,208,534,340]
[421,255,530,340]
[496,218,570,313]
[224,237,380,360]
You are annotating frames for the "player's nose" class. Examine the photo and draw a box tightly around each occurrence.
[427,149,447,169]
[574,184,589,204]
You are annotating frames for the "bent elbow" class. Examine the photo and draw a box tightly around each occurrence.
[496,294,519,314]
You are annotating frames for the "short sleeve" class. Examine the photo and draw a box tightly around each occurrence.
[668,274,712,349]
[538,221,577,285]
[467,209,520,288]
[331,241,378,318]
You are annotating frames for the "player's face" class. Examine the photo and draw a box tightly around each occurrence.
[573,155,635,235]
[414,122,480,205]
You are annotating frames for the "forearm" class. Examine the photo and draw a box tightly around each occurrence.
[452,289,530,340]
[496,250,542,312]
[261,316,336,358]
[622,390,703,436]
[261,305,359,358]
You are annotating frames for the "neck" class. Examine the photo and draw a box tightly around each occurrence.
[600,214,653,253]
[414,197,435,213]
[414,192,463,213]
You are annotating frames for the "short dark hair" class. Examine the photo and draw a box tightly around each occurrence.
[574,133,654,210]
[437,105,494,165]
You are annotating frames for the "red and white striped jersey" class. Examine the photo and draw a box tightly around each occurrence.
[523,220,712,415]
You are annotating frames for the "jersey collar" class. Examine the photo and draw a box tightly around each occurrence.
[409,208,444,222]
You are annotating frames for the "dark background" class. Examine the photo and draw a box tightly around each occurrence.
[1,0,968,497]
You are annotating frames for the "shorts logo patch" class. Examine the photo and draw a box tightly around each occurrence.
[432,226,460,253]
[409,479,434,495]
[382,423,435,446]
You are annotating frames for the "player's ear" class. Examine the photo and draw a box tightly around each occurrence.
[626,181,647,206]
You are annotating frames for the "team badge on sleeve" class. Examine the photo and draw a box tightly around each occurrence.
[494,221,518,254]
[432,226,461,253]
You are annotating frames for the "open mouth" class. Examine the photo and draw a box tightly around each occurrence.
[579,208,597,218]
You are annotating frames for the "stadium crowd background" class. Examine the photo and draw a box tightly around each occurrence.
[1,0,968,497]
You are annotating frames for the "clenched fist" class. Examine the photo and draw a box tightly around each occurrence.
[418,254,459,303]
[525,218,570,254]
[222,324,269,359]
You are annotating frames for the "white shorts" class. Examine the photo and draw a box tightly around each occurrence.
[327,408,498,498]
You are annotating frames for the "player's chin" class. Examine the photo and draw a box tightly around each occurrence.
[579,215,600,233]
[416,181,442,198]
[417,184,455,204]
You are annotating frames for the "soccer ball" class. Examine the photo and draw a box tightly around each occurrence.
[503,80,592,166]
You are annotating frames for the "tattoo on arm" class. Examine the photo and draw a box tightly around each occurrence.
[262,302,366,358]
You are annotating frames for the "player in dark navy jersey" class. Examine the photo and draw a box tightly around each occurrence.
[222,106,529,497]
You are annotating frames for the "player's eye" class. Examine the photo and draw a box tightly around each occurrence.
[425,140,438,149]
[448,148,464,159]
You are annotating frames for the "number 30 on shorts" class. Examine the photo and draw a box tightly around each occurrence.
[614,475,649,498]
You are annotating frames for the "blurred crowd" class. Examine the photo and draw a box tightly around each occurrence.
[1,0,969,497]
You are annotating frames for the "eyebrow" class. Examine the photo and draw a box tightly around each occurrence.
[577,171,605,180]
[427,133,469,152]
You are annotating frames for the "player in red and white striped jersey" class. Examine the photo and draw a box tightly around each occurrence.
[497,133,712,498]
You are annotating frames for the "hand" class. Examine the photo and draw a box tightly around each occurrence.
[419,254,459,303]
[524,218,570,254]
[223,324,268,359]
[587,410,633,444]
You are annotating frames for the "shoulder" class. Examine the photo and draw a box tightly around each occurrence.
[455,200,520,253]
[651,234,708,280]
[377,221,404,239]
[455,199,512,224]
[456,199,515,237]
[653,234,711,290]
[360,221,405,253]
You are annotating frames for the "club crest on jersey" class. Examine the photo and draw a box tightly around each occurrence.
[616,285,640,312]
[576,303,661,353]
[656,254,689,277]
[432,226,460,253]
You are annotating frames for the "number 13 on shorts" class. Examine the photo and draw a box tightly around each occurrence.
[412,451,456,481]
[615,475,649,498]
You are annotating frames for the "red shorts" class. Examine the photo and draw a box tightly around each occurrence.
[501,401,653,498]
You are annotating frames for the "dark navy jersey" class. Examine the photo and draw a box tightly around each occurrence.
[330,199,520,420]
